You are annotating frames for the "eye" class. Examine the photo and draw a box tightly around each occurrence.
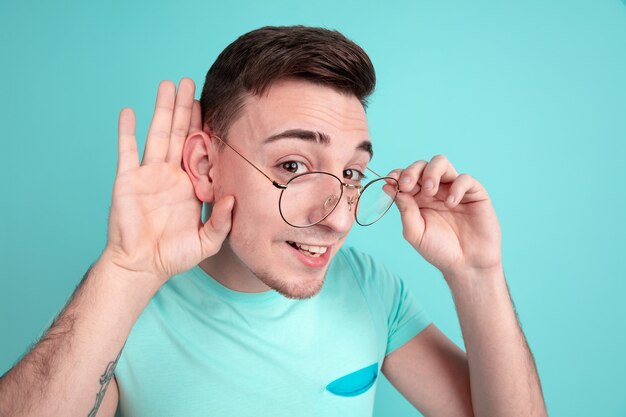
[343,168,366,183]
[280,160,308,175]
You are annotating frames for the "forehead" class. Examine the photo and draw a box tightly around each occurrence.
[229,79,370,147]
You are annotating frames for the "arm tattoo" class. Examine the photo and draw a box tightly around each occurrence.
[87,346,124,417]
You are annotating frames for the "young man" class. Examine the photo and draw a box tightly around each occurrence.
[0,26,547,416]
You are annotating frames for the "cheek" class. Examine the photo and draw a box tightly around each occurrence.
[228,182,284,249]
[215,168,280,225]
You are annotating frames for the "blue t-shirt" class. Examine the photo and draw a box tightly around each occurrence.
[114,246,431,417]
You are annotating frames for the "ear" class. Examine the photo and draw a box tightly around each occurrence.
[182,131,216,202]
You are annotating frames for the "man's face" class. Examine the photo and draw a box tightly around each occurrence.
[208,79,371,299]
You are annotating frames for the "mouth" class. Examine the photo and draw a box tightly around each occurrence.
[286,241,329,258]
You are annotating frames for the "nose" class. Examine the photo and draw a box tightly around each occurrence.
[346,194,358,212]
[316,186,358,232]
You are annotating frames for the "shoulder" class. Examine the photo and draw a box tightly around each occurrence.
[334,246,406,306]
[336,245,400,288]
[335,245,386,277]
[130,267,201,329]
[334,246,431,355]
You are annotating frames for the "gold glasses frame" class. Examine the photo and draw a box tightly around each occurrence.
[211,134,399,228]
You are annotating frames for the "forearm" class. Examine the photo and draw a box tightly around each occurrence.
[446,267,547,417]
[0,258,160,417]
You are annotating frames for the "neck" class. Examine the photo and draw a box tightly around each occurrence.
[199,239,272,293]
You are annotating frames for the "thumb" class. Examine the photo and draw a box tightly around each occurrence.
[393,191,426,249]
[199,195,235,258]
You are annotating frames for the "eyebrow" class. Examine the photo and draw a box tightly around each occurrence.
[263,128,373,159]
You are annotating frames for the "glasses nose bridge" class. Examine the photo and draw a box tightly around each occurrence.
[340,182,363,212]
[341,182,362,192]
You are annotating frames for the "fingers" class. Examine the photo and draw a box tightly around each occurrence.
[388,155,487,209]
[142,79,199,166]
[142,81,176,165]
[117,108,139,175]
[387,154,488,250]
[166,78,196,163]
[199,196,235,258]
[189,100,202,135]
[417,155,458,196]
[393,160,428,194]
[389,155,459,196]
[392,186,426,247]
[445,173,485,207]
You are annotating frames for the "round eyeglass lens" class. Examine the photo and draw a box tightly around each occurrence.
[355,177,399,226]
[279,172,342,227]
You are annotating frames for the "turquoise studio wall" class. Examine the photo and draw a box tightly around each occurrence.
[1,1,625,416]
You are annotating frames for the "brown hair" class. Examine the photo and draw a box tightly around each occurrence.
[199,25,376,139]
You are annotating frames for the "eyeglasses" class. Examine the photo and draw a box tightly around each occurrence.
[211,135,399,228]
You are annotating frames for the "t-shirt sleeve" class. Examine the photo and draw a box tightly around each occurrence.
[383,270,431,356]
[341,247,432,357]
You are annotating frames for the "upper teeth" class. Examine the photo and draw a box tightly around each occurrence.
[289,242,328,254]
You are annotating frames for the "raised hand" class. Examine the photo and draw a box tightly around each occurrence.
[389,155,502,280]
[102,79,233,284]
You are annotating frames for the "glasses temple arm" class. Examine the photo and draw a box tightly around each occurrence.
[366,166,402,193]
[211,134,287,190]
[366,166,386,178]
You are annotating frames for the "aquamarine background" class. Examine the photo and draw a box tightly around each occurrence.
[1,1,625,416]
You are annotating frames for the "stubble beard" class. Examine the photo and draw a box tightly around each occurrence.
[221,205,342,299]
[217,231,331,300]
[250,263,328,300]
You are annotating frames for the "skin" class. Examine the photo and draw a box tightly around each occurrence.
[0,77,544,417]
[181,78,546,415]
[119,77,545,416]
[184,78,372,299]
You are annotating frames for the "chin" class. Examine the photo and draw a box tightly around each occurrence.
[257,269,327,300]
